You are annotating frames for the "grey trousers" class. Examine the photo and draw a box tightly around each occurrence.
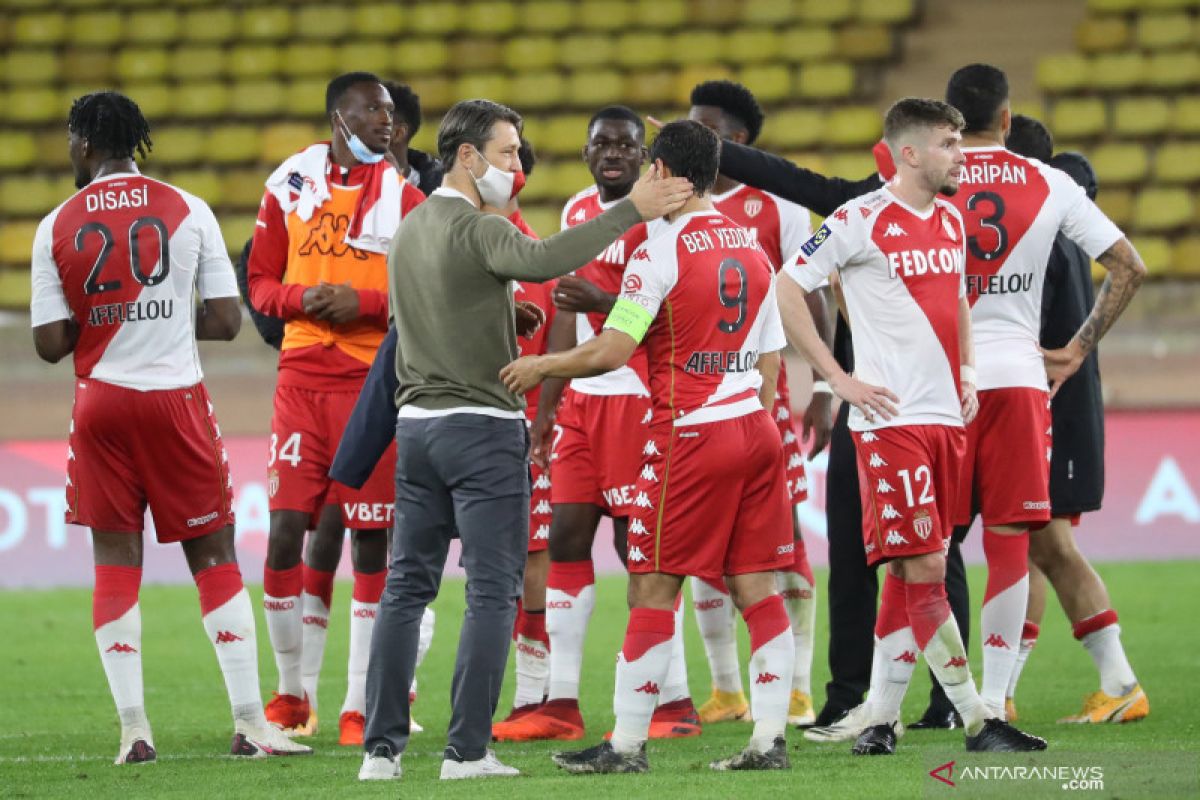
[363,413,529,761]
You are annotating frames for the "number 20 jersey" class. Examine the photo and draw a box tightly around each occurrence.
[949,147,1122,391]
[30,173,238,390]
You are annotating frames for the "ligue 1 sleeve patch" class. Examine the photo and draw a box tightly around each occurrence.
[605,296,655,343]
[801,224,831,257]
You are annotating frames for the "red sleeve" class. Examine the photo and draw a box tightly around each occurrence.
[509,210,539,239]
[401,181,426,214]
[247,191,308,319]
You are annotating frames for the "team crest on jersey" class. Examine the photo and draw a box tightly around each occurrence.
[913,509,933,540]
[743,195,763,218]
[800,224,831,257]
[940,210,959,242]
[268,469,280,499]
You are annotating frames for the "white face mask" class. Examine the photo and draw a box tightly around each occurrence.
[470,147,525,207]
[335,110,386,165]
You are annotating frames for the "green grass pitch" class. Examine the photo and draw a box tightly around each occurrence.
[1,561,1197,798]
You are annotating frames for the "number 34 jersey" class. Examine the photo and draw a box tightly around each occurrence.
[30,173,239,390]
[950,146,1123,391]
[606,210,786,428]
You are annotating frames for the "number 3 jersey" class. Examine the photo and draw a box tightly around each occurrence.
[605,210,786,427]
[30,172,239,390]
[784,188,966,433]
[950,146,1122,391]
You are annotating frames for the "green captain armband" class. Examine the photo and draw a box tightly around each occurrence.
[604,297,654,343]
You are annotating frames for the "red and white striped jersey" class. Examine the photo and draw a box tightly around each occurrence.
[784,187,966,432]
[608,210,786,427]
[950,146,1122,391]
[711,183,812,270]
[561,184,651,396]
[30,172,238,390]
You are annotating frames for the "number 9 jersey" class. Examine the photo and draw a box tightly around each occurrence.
[30,173,239,389]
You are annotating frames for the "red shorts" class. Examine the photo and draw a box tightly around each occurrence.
[627,411,793,581]
[269,385,396,529]
[854,424,965,567]
[773,371,809,505]
[954,387,1052,528]
[528,460,551,552]
[550,389,650,516]
[66,379,234,542]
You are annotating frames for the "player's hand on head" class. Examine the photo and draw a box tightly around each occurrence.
[830,373,899,423]
[628,162,693,221]
[802,393,833,460]
[960,381,979,425]
[313,282,361,324]
[529,411,556,469]
[646,115,665,131]
[515,300,546,338]
[1041,343,1084,399]
[500,356,545,396]
[552,275,612,313]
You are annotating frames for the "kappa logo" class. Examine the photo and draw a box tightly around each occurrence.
[881,504,901,520]
[861,431,878,442]
[533,474,551,490]
[877,478,895,493]
[943,656,968,668]
[834,208,849,224]
[755,672,781,684]
[633,492,653,509]
[795,476,809,493]
[635,680,660,694]
[869,452,887,468]
[630,249,651,262]
[929,760,956,788]
[628,519,649,536]
[214,631,244,644]
[913,509,933,540]
[643,440,662,456]
[893,650,917,664]
[782,430,797,445]
[864,541,876,554]
[883,222,907,237]
[571,207,587,223]
[776,406,790,421]
[623,274,644,293]
[105,642,138,654]
[984,634,1011,649]
[534,524,550,540]
[787,453,803,470]
[628,546,648,562]
[298,212,369,260]
[885,530,908,546]
[533,500,553,515]
[640,464,659,482]
[744,195,763,218]
[642,408,653,424]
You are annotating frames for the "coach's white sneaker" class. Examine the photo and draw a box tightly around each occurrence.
[804,704,905,743]
[358,745,402,781]
[440,748,520,779]
[115,728,157,765]
[410,716,424,734]
[231,719,314,757]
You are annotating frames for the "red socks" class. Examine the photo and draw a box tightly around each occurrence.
[94,565,142,629]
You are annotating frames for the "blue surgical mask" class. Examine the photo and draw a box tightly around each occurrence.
[336,111,386,165]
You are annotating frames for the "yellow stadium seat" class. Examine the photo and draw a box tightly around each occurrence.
[335,42,396,75]
[509,72,567,109]
[32,132,70,169]
[1154,142,1200,183]
[219,215,258,256]
[542,114,592,155]
[0,222,39,267]
[565,69,624,108]
[1170,95,1200,134]
[1091,143,1149,184]
[118,83,171,121]
[0,133,37,172]
[1133,236,1171,276]
[858,0,917,24]
[283,78,328,117]
[725,29,782,65]
[180,9,235,43]
[229,80,285,117]
[221,168,268,211]
[463,1,518,34]
[692,0,740,25]
[115,49,168,83]
[4,50,59,86]
[238,8,292,41]
[826,106,882,147]
[1075,17,1130,52]
[577,0,633,31]
[665,31,726,66]
[634,0,686,29]
[283,43,338,79]
[206,126,260,165]
[559,34,615,70]
[1143,0,1197,9]
[1113,96,1172,137]
[503,36,559,71]
[797,62,855,99]
[165,170,223,206]
[449,39,505,71]
[69,11,123,47]
[1087,0,1139,12]
[260,123,319,163]
[0,269,33,307]
[172,82,229,120]
[405,76,454,112]
[1170,236,1200,277]
[13,12,66,45]
[519,206,562,238]
[624,69,677,106]
[837,25,895,61]
[778,25,836,62]
[615,33,671,69]
[1010,101,1045,121]
[62,49,113,84]
[827,152,877,179]
[758,108,823,149]
[1090,52,1146,90]
[170,47,224,81]
[394,41,449,75]
[523,0,575,33]
[553,160,595,197]
[127,10,178,44]
[1136,12,1193,49]
[673,64,735,105]
[295,6,350,40]
[1036,53,1090,94]
[227,45,281,79]
[408,2,461,35]
[352,4,405,38]
[1145,51,1200,88]
[521,115,548,145]
[147,127,206,166]
[1050,98,1107,139]
[0,176,58,216]
[744,0,796,25]
[517,167,556,203]
[1097,187,1133,227]
[6,88,58,123]
[737,65,792,103]
[453,73,513,105]
[798,0,852,24]
[1133,187,1193,230]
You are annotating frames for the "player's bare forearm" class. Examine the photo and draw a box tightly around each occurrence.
[535,309,578,418]
[777,275,846,385]
[195,297,242,341]
[757,351,781,410]
[501,330,637,395]
[32,319,79,363]
[1074,238,1146,355]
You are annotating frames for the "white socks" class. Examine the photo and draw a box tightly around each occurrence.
[691,576,742,693]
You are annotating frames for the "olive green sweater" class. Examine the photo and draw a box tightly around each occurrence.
[388,188,642,413]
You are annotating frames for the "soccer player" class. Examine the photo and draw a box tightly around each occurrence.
[776,97,1046,755]
[943,64,1146,721]
[503,120,796,773]
[687,79,830,727]
[493,106,698,742]
[385,80,444,197]
[30,91,310,763]
[246,71,424,739]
